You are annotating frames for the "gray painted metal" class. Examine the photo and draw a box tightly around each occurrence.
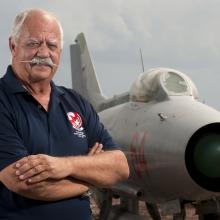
[70,44,88,99]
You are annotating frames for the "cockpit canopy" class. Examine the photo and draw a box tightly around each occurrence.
[129,68,199,102]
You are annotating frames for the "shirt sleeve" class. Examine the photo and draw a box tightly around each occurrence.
[0,103,28,171]
[83,101,118,150]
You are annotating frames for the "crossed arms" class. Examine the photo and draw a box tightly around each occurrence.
[0,143,129,201]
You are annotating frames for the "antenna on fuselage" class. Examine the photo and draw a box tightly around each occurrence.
[139,48,145,72]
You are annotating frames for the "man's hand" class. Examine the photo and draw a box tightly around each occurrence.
[88,142,104,156]
[14,154,70,183]
[14,142,103,184]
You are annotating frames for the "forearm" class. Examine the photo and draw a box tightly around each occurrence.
[0,163,90,201]
[20,178,90,201]
[13,148,130,188]
[68,150,129,187]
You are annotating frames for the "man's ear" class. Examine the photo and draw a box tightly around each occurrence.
[9,37,16,55]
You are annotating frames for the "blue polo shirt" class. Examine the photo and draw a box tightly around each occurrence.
[0,66,117,220]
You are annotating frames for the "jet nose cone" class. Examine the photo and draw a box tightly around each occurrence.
[185,123,220,192]
[194,133,220,178]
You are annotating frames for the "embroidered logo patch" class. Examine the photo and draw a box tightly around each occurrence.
[67,112,86,138]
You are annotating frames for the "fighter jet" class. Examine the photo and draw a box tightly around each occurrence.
[70,33,220,220]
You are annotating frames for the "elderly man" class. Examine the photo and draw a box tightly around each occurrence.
[0,9,129,220]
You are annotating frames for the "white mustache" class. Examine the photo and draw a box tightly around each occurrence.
[20,57,57,67]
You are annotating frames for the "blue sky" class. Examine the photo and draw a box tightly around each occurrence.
[1,0,220,110]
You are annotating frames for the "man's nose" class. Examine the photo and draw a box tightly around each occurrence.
[37,42,50,57]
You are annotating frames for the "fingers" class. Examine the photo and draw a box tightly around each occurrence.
[16,164,47,181]
[26,171,50,184]
[14,155,70,183]
[14,154,50,183]
[88,142,104,156]
[15,155,40,170]
[88,142,99,155]
[15,155,41,175]
[96,144,104,154]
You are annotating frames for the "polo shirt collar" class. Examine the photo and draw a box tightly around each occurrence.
[2,65,65,97]
[51,81,65,97]
[3,65,26,94]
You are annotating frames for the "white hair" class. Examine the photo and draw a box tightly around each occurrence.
[10,9,64,49]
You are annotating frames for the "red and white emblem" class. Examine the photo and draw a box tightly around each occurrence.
[67,112,83,131]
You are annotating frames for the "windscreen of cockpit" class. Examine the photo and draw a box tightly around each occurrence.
[162,72,188,94]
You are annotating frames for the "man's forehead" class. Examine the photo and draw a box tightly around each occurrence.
[25,35,59,42]
[24,12,59,30]
[21,16,61,39]
[21,30,60,42]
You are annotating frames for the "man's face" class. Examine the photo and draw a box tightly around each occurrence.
[10,13,62,83]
